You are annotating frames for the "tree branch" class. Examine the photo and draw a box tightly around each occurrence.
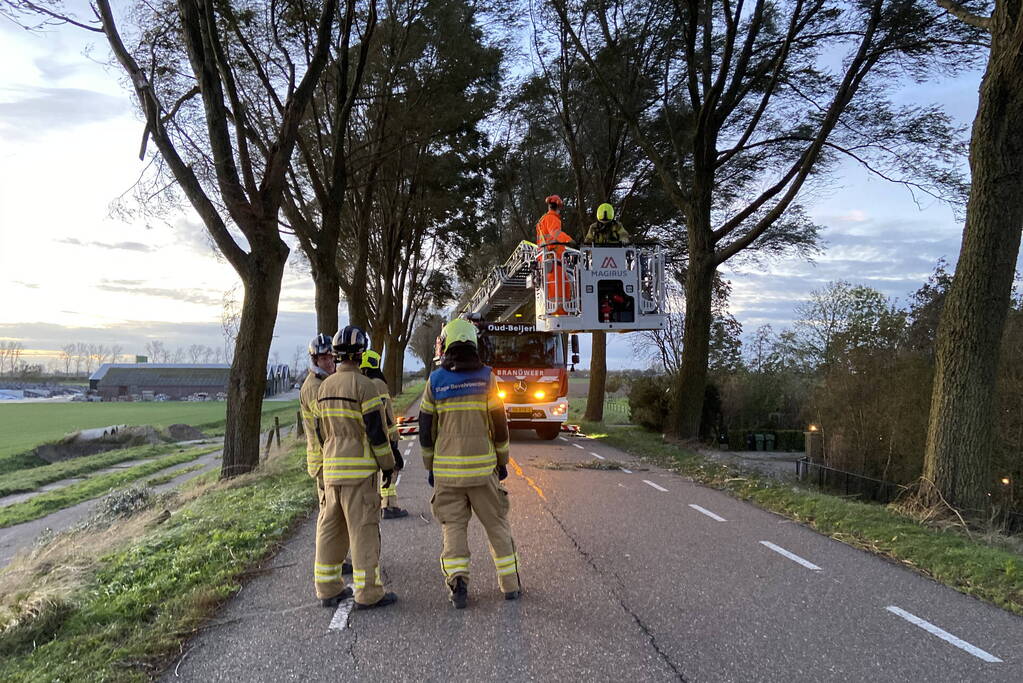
[935,0,992,30]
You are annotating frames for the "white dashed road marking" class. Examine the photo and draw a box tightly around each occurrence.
[643,480,668,492]
[886,606,1002,663]
[328,599,354,631]
[571,443,584,449]
[620,468,632,474]
[688,504,727,522]
[759,541,822,571]
[589,452,605,460]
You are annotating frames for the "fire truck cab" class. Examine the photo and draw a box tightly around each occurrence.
[477,322,579,440]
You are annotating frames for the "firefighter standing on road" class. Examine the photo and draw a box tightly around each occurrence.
[311,325,401,610]
[419,319,521,609]
[584,203,631,245]
[536,195,575,315]
[361,349,409,519]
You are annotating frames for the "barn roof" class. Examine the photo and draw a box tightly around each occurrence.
[90,364,231,387]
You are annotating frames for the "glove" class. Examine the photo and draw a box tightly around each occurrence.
[427,471,434,487]
[391,442,405,471]
[381,469,394,488]
[497,465,508,481]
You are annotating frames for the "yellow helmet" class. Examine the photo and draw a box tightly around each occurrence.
[360,349,382,370]
[596,203,615,222]
[441,318,478,350]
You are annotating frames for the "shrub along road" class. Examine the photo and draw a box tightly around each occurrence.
[165,431,1023,681]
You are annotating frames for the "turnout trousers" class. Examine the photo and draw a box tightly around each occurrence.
[314,475,386,604]
[431,474,521,593]
[380,469,399,509]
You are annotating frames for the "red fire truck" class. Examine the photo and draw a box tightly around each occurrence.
[477,322,579,440]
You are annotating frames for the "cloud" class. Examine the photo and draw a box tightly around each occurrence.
[56,237,155,252]
[95,280,222,307]
[13,281,39,289]
[0,86,128,139]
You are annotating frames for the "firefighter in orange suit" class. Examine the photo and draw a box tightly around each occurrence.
[311,325,401,610]
[419,319,521,609]
[536,195,575,315]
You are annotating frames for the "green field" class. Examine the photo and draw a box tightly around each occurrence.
[0,401,299,475]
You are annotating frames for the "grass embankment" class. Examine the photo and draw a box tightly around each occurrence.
[0,381,425,681]
[0,443,206,498]
[0,446,218,528]
[0,400,298,475]
[0,445,314,680]
[583,422,1023,616]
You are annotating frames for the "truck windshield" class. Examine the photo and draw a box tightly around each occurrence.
[482,333,564,368]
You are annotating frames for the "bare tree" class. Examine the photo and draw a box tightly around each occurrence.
[221,288,240,364]
[109,344,124,363]
[60,343,74,375]
[145,341,165,363]
[924,0,1023,510]
[188,344,204,363]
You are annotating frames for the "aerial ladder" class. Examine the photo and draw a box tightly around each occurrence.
[463,240,667,333]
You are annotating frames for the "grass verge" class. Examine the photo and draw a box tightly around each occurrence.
[0,443,200,498]
[0,446,218,529]
[0,442,315,681]
[145,463,207,487]
[583,421,1023,616]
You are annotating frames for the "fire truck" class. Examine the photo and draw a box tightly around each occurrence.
[451,239,666,437]
[477,321,579,440]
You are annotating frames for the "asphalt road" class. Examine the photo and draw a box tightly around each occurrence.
[164,431,1023,682]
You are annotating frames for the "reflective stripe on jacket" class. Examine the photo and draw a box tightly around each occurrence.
[313,365,395,485]
[300,372,325,477]
[419,365,510,487]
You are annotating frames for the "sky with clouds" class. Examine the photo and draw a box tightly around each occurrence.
[0,11,1016,372]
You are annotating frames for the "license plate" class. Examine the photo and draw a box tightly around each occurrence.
[509,408,532,417]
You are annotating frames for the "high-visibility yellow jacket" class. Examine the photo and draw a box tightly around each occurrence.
[418,364,510,487]
[299,370,327,477]
[312,365,395,485]
[584,220,631,245]
[369,375,399,442]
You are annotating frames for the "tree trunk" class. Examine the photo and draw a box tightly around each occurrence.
[923,8,1023,511]
[584,331,606,422]
[312,263,340,336]
[221,244,288,477]
[672,254,716,439]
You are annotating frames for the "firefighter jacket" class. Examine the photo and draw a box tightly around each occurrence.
[300,369,328,477]
[418,364,510,487]
[584,220,631,245]
[536,210,573,253]
[312,365,395,485]
[369,375,399,442]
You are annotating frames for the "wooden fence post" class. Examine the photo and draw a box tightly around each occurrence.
[274,416,281,449]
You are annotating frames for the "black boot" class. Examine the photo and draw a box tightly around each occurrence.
[321,587,353,607]
[342,560,353,575]
[450,577,468,609]
[382,507,409,519]
[504,589,521,601]
[354,592,398,610]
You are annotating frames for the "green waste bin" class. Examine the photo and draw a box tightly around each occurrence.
[754,433,765,451]
[765,433,776,450]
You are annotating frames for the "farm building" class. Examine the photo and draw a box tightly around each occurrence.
[89,364,231,401]
[90,363,294,401]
